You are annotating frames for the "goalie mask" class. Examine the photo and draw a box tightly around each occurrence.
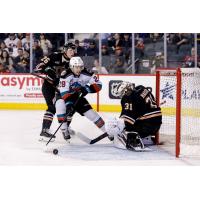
[115,81,135,98]
[69,57,84,76]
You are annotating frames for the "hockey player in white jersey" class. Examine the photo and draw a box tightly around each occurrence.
[56,56,110,141]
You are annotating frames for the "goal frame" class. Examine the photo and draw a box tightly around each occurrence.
[156,68,181,157]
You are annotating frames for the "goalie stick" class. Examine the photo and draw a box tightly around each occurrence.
[76,132,153,151]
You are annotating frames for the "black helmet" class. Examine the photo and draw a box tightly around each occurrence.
[63,42,76,51]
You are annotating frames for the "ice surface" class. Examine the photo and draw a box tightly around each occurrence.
[0,110,200,165]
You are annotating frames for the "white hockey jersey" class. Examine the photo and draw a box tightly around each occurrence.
[59,68,102,102]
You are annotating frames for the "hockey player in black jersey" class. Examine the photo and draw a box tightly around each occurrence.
[34,42,76,141]
[105,81,162,151]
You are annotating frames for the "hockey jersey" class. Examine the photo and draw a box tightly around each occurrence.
[35,52,70,85]
[120,85,162,125]
[59,68,102,103]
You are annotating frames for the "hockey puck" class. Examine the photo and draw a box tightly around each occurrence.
[53,149,58,155]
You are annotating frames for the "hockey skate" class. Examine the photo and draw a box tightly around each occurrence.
[39,129,55,142]
[61,129,71,142]
[126,132,146,151]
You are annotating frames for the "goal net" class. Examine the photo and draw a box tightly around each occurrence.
[156,68,200,157]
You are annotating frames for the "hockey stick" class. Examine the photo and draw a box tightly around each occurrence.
[76,132,108,144]
[31,72,51,82]
[31,72,60,93]
[46,92,83,146]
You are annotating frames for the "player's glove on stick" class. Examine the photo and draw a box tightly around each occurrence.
[66,103,74,116]
[80,86,90,96]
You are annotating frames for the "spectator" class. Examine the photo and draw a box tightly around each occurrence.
[135,38,145,58]
[0,50,15,72]
[32,39,43,67]
[17,33,25,40]
[21,33,30,51]
[112,46,128,69]
[75,39,85,56]
[172,33,190,54]
[39,33,53,56]
[12,39,23,58]
[123,33,132,48]
[182,47,200,68]
[101,33,111,45]
[115,46,124,57]
[0,63,10,73]
[85,40,99,56]
[91,58,108,74]
[151,52,164,74]
[108,33,124,52]
[4,33,20,56]
[101,45,110,56]
[150,33,163,42]
[13,48,29,72]
[0,33,8,41]
[23,50,30,72]
[0,41,9,52]
[123,33,132,62]
[110,57,127,74]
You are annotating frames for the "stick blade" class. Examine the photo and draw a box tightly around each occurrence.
[76,132,91,144]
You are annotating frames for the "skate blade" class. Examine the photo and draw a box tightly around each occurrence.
[39,136,55,142]
[130,146,152,152]
[64,139,70,143]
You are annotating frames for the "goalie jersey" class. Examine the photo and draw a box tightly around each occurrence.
[120,85,162,128]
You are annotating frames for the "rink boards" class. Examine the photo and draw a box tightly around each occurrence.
[0,74,155,111]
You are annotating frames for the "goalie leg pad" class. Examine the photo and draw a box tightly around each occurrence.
[113,133,127,150]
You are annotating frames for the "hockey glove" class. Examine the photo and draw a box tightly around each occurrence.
[66,102,74,116]
[34,63,45,73]
[80,86,90,96]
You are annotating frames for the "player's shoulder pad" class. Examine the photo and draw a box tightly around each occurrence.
[81,68,94,77]
[49,52,62,60]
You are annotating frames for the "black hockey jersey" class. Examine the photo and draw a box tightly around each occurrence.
[120,85,162,125]
[35,52,70,85]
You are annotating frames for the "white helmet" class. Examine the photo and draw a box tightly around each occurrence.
[115,81,134,98]
[69,57,84,75]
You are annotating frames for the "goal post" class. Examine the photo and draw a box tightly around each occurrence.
[156,68,200,157]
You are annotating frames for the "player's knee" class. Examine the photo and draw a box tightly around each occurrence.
[55,99,66,114]
[56,99,67,123]
[84,109,101,122]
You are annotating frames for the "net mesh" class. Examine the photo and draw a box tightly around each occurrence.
[158,68,200,156]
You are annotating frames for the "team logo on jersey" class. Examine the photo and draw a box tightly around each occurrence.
[109,80,123,99]
[160,82,176,100]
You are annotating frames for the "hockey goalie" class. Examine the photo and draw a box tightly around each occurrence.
[105,82,162,151]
